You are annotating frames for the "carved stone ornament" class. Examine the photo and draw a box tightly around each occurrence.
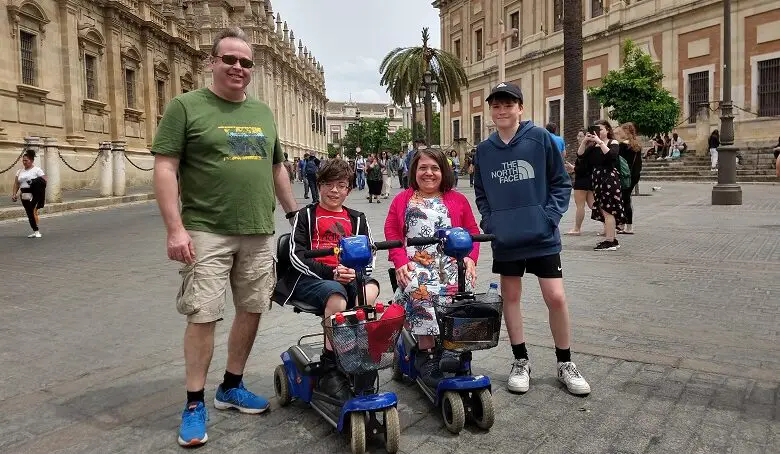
[7,1,51,38]
[77,26,105,60]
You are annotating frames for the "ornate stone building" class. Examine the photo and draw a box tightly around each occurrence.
[326,101,410,148]
[0,0,326,193]
[434,0,780,150]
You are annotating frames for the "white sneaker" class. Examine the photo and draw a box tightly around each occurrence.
[557,361,591,395]
[28,231,41,238]
[507,359,531,393]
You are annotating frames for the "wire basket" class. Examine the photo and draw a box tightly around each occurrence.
[323,309,405,374]
[435,292,503,352]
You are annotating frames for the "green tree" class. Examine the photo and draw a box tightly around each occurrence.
[388,127,412,153]
[413,121,426,142]
[341,118,392,158]
[380,27,468,143]
[589,40,681,136]
[327,143,340,158]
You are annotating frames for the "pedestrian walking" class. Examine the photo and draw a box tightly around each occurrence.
[474,81,590,396]
[616,122,642,235]
[566,131,595,236]
[151,26,298,448]
[366,154,383,203]
[709,130,720,170]
[379,150,391,197]
[449,150,460,187]
[305,153,321,203]
[10,149,46,238]
[588,119,625,251]
[354,153,366,190]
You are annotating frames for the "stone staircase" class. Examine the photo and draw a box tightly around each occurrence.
[640,147,777,182]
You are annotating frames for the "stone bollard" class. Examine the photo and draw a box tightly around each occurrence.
[695,104,710,157]
[99,141,113,197]
[111,140,126,196]
[42,137,62,203]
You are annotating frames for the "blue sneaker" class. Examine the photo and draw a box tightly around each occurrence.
[214,382,270,414]
[178,401,208,447]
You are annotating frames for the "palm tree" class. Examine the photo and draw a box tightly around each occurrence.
[562,0,584,153]
[380,27,468,145]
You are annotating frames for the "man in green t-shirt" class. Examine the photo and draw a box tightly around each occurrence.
[151,26,297,448]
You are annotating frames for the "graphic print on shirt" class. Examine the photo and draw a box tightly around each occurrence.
[490,159,535,184]
[312,208,353,267]
[219,126,268,160]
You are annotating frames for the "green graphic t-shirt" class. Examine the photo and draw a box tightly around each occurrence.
[151,88,284,235]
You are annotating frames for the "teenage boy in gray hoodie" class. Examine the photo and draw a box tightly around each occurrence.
[473,82,590,395]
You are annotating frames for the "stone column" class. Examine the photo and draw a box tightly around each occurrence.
[695,104,710,157]
[59,1,86,145]
[42,137,62,203]
[99,141,113,197]
[143,31,157,147]
[111,140,126,196]
[104,11,125,139]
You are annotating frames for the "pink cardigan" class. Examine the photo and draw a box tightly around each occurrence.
[384,189,481,269]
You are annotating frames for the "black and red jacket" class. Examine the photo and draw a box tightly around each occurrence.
[273,204,374,307]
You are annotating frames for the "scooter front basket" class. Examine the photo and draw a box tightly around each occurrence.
[323,306,406,374]
[435,293,503,352]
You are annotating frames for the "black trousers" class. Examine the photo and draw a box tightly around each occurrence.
[21,197,39,231]
[622,175,640,225]
[306,173,319,203]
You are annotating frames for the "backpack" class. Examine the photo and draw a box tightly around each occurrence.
[618,156,632,189]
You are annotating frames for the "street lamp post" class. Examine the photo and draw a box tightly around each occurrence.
[711,0,742,205]
[355,109,361,156]
[418,69,439,146]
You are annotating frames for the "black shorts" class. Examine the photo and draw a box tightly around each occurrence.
[492,253,563,278]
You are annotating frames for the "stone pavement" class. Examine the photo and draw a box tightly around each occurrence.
[0,184,154,220]
[0,181,777,453]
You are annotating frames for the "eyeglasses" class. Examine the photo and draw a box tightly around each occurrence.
[321,182,350,191]
[215,54,254,69]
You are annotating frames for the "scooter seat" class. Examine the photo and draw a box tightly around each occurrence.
[289,298,323,315]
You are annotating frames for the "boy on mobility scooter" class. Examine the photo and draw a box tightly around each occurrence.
[272,159,406,453]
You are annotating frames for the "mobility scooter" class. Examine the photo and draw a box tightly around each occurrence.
[391,227,503,434]
[273,233,406,454]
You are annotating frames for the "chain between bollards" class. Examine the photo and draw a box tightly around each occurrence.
[58,150,101,173]
[0,150,25,174]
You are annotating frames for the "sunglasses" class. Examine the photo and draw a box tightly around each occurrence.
[215,54,254,69]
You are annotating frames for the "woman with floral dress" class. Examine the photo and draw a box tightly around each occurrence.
[587,119,625,251]
[385,148,482,386]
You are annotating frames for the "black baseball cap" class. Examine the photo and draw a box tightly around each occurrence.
[486,82,523,103]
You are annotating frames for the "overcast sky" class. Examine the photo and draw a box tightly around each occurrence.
[279,1,441,104]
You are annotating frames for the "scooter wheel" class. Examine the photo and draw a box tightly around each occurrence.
[350,412,366,454]
[392,352,403,381]
[441,391,466,434]
[472,388,495,430]
[274,364,291,406]
[384,406,401,453]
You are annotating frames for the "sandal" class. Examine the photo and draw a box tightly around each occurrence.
[565,230,582,236]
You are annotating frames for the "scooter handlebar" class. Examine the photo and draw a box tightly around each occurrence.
[471,234,496,242]
[406,237,440,246]
[374,240,403,250]
[302,248,335,259]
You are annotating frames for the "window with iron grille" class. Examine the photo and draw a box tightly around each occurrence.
[591,0,604,18]
[472,116,482,143]
[549,99,561,127]
[84,54,97,99]
[453,119,460,140]
[125,69,136,108]
[553,0,563,32]
[475,29,483,62]
[586,93,601,126]
[454,39,461,60]
[311,109,315,131]
[156,80,166,115]
[687,70,709,124]
[331,132,339,144]
[20,31,36,85]
[510,12,520,48]
[757,57,780,117]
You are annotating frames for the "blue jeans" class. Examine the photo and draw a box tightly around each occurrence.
[356,170,365,190]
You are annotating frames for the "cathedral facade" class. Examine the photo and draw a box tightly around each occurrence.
[0,0,326,192]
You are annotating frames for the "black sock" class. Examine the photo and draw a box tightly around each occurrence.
[555,347,571,363]
[511,343,528,360]
[186,389,205,406]
[222,371,243,391]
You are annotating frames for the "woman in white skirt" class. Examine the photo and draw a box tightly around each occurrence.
[379,150,391,198]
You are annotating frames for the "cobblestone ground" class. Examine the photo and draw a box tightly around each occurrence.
[0,181,777,453]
